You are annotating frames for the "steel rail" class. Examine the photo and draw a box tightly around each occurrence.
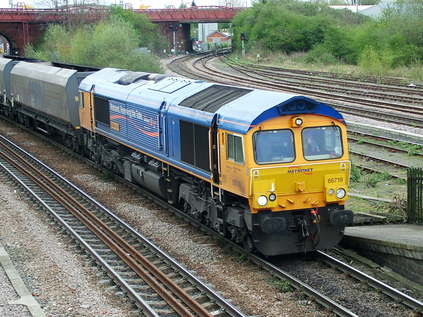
[224,59,423,100]
[317,251,423,312]
[349,149,411,169]
[0,134,246,317]
[216,57,423,115]
[236,60,423,89]
[247,254,359,317]
[0,159,161,317]
[0,130,245,317]
[2,125,422,317]
[348,135,423,157]
[169,54,423,128]
[0,140,207,317]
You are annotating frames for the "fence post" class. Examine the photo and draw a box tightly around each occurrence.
[407,167,423,224]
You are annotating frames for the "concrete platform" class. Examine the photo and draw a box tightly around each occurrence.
[342,224,423,284]
[0,244,45,317]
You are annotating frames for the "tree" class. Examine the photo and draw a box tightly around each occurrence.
[25,17,162,72]
[109,6,166,53]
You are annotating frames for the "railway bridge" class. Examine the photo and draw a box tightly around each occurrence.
[0,6,242,55]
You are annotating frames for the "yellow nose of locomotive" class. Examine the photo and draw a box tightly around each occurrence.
[250,162,349,212]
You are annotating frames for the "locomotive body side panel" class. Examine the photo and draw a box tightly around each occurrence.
[218,129,249,197]
[79,92,94,131]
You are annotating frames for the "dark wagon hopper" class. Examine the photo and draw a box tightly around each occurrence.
[9,61,92,130]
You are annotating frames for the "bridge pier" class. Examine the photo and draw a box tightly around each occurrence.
[159,22,192,54]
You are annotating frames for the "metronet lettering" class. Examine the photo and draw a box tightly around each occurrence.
[287,168,313,174]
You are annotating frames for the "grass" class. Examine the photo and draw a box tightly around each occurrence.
[267,278,294,293]
[356,137,365,145]
[350,164,362,183]
[235,253,248,263]
[232,50,423,83]
[364,171,392,188]
[99,171,114,182]
[350,165,394,188]
[387,140,423,156]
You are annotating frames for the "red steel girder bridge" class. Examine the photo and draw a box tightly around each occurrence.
[0,6,242,23]
[0,6,243,54]
[0,6,244,54]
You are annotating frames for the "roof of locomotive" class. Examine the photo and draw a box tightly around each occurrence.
[80,68,344,134]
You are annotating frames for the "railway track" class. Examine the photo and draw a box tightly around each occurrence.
[169,54,423,180]
[1,122,423,317]
[265,250,423,316]
[233,62,422,89]
[347,131,423,180]
[224,58,423,103]
[0,133,245,317]
[3,51,423,313]
[168,54,423,128]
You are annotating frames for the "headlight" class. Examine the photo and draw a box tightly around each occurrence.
[295,118,303,126]
[257,195,268,206]
[328,188,334,195]
[269,193,277,201]
[336,188,346,199]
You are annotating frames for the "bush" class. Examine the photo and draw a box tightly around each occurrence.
[233,1,335,54]
[365,172,392,188]
[305,45,337,64]
[25,17,162,72]
[232,0,423,72]
[358,46,391,75]
[350,165,362,183]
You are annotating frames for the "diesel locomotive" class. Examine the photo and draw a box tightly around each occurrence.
[0,56,353,256]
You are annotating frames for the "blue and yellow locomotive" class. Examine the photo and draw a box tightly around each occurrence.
[0,57,353,256]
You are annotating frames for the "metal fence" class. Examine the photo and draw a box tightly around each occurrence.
[407,168,423,224]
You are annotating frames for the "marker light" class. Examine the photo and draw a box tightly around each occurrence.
[328,188,334,195]
[291,117,304,127]
[336,188,346,199]
[257,195,268,206]
[269,193,277,201]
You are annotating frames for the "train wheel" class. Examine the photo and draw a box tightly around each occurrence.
[182,199,191,214]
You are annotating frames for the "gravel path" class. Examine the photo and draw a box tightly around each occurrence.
[0,263,31,317]
[0,120,327,316]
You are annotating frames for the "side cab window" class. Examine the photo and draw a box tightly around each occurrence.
[227,134,244,164]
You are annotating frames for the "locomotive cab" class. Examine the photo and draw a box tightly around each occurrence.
[248,114,349,212]
[218,99,353,256]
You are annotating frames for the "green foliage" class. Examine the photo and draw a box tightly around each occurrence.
[268,278,294,293]
[232,0,423,74]
[305,44,337,64]
[25,16,162,72]
[109,6,166,53]
[350,165,362,183]
[235,253,248,263]
[357,46,391,76]
[365,172,392,188]
[387,140,423,156]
